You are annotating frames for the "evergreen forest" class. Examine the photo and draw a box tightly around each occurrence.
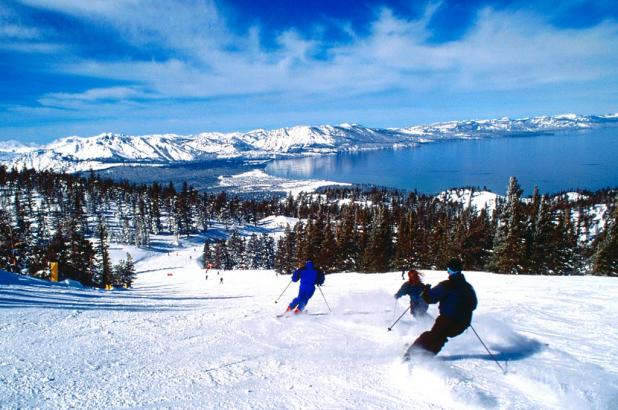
[1,166,616,289]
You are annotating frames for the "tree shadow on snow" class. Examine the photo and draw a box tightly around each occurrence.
[440,333,545,362]
[135,266,184,274]
[0,288,252,312]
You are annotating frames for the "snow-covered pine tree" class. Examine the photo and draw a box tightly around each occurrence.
[0,209,17,272]
[196,193,209,233]
[261,233,276,269]
[94,219,113,288]
[212,240,230,270]
[244,233,261,269]
[134,194,150,247]
[592,198,618,276]
[524,186,541,272]
[355,208,370,271]
[394,210,414,270]
[113,253,136,288]
[177,182,194,237]
[490,177,527,274]
[203,241,214,269]
[226,230,245,269]
[149,183,162,235]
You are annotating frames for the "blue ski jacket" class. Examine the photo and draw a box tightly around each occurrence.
[395,281,428,314]
[292,261,324,292]
[422,273,477,325]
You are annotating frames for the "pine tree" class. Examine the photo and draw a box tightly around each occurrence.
[394,211,414,270]
[361,206,393,272]
[456,207,494,271]
[552,208,578,274]
[355,210,370,271]
[226,230,245,269]
[95,220,113,288]
[203,241,214,269]
[522,186,539,271]
[527,196,554,274]
[275,225,296,274]
[177,182,194,236]
[244,233,261,269]
[318,220,337,272]
[67,230,96,285]
[335,206,359,272]
[428,208,453,269]
[490,177,527,274]
[113,253,136,287]
[592,199,618,276]
[302,215,323,263]
[11,188,32,273]
[262,233,276,269]
[149,183,162,235]
[0,210,18,272]
[294,221,306,264]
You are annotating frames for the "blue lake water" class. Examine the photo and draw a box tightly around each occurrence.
[265,126,618,195]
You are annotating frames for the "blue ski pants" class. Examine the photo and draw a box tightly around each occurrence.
[289,287,316,311]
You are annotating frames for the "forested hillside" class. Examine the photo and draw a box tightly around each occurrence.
[1,166,616,288]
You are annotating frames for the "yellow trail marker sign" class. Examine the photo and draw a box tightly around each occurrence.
[50,262,59,282]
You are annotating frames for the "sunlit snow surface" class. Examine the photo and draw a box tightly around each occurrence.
[1,235,617,409]
[217,169,350,196]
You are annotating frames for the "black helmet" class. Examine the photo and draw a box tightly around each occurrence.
[446,258,463,273]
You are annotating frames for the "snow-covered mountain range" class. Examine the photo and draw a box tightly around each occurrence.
[2,113,617,172]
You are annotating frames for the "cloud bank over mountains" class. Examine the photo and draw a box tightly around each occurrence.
[1,1,617,142]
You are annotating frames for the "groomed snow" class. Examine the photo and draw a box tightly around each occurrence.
[1,235,617,409]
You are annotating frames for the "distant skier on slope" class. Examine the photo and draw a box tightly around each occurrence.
[284,260,325,314]
[405,258,477,358]
[394,269,429,319]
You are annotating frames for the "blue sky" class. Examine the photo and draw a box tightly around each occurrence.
[1,0,617,144]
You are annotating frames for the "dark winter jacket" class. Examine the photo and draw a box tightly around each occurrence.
[395,282,428,315]
[292,261,324,292]
[422,273,477,326]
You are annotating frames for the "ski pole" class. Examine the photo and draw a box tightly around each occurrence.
[317,285,332,312]
[470,324,507,374]
[274,279,293,304]
[387,305,411,331]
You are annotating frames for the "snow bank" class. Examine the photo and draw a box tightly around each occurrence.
[218,168,349,196]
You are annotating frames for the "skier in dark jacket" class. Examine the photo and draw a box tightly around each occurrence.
[285,260,325,314]
[394,270,429,318]
[407,258,477,357]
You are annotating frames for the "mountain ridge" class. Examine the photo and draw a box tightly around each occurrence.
[3,113,617,172]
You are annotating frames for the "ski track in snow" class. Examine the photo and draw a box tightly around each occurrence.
[1,237,617,409]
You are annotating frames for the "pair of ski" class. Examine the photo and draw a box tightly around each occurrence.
[276,311,328,318]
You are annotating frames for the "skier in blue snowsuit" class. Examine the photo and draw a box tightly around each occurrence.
[286,260,325,314]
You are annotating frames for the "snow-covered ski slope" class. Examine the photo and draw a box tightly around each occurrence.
[1,236,617,409]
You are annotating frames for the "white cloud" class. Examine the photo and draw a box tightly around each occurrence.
[37,87,148,109]
[11,2,618,112]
